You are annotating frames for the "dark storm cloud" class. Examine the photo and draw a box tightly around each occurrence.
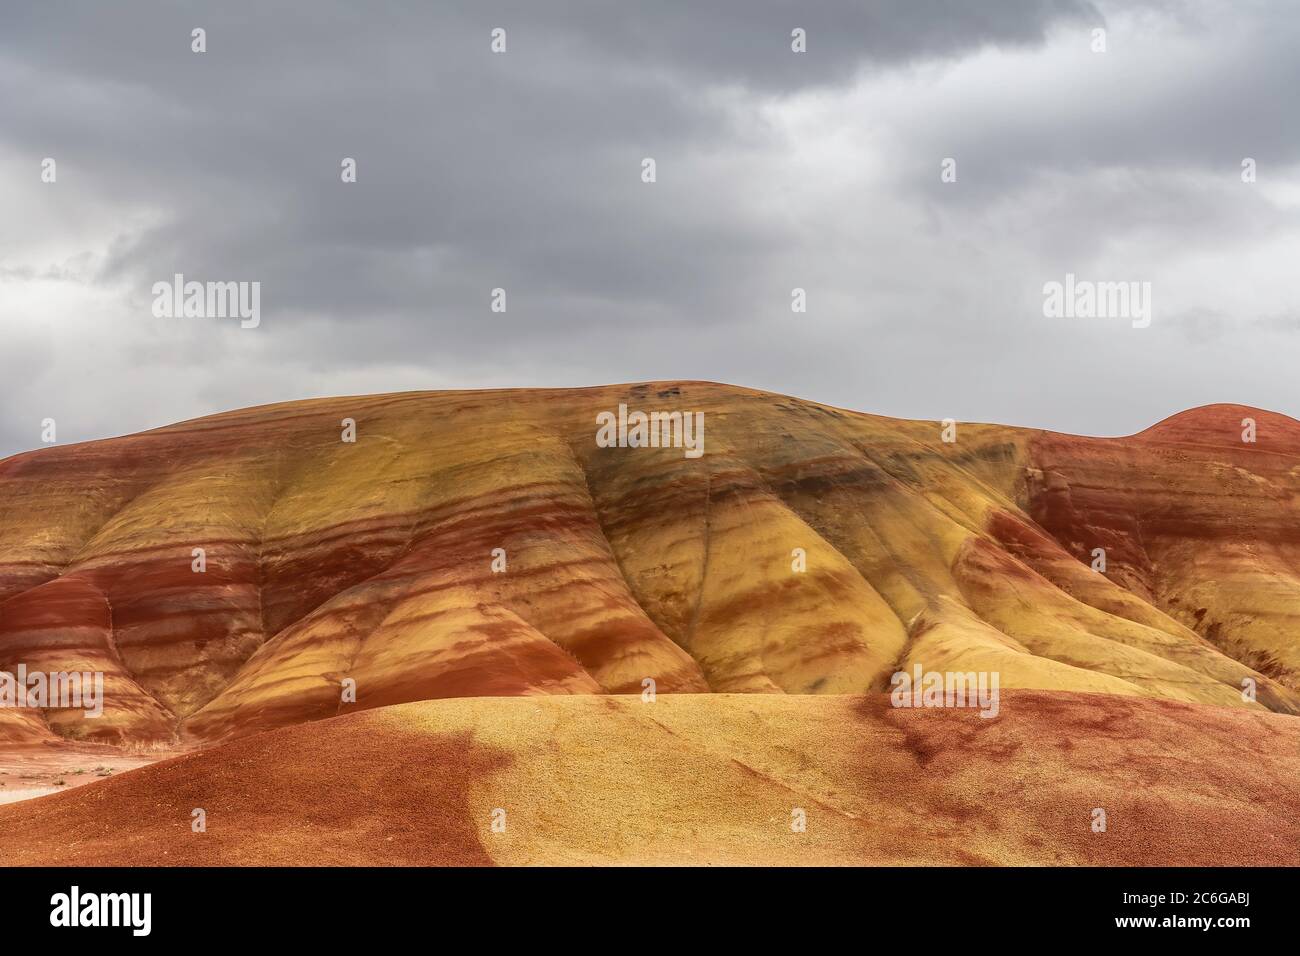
[0,0,1296,458]
[0,0,1096,318]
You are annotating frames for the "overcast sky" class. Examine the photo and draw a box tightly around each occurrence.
[1,0,1297,458]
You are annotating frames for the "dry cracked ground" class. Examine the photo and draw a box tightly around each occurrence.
[1,382,1297,865]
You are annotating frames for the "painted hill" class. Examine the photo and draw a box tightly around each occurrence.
[3,692,1297,866]
[0,382,1297,746]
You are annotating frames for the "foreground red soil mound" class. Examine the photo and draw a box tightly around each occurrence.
[3,691,1296,866]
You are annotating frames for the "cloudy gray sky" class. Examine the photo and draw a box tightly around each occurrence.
[1,0,1297,458]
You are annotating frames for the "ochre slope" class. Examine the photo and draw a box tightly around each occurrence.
[2,693,1296,866]
[1028,404,1300,696]
[0,383,1297,745]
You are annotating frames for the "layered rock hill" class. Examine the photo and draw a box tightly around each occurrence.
[0,382,1296,745]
